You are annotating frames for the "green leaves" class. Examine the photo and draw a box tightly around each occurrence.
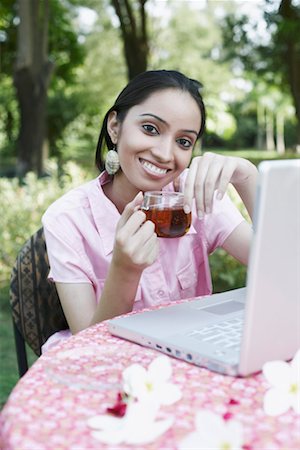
[0,162,92,286]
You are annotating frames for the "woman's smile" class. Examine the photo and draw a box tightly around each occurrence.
[139,158,169,178]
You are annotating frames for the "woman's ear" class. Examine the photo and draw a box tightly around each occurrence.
[107,111,119,145]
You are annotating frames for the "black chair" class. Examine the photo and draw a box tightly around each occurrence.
[9,227,68,377]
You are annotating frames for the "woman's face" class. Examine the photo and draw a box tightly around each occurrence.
[108,88,202,193]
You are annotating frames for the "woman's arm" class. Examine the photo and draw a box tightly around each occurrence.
[221,220,252,265]
[55,192,158,334]
[55,262,143,334]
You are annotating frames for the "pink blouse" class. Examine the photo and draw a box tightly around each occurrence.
[41,170,245,352]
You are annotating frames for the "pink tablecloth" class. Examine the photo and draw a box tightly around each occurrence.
[1,318,299,450]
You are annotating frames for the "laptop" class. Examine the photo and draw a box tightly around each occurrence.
[108,160,300,376]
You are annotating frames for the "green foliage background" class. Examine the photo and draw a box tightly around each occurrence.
[0,162,95,285]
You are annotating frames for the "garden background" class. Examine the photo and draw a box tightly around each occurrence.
[1,0,299,408]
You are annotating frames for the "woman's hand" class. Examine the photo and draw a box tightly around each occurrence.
[183,152,258,219]
[112,192,159,273]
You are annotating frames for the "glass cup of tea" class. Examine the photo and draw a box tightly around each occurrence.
[141,191,191,238]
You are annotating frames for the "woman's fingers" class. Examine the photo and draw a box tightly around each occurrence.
[114,192,159,270]
[184,153,242,218]
[216,159,236,200]
[129,228,159,266]
[203,158,224,213]
[184,157,206,218]
[117,191,144,230]
[117,210,147,244]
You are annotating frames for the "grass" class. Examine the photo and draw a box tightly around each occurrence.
[0,284,37,409]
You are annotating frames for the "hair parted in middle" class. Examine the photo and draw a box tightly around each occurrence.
[95,69,206,172]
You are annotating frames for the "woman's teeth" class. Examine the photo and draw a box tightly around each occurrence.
[141,160,167,175]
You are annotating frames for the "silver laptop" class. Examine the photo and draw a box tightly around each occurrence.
[108,160,300,376]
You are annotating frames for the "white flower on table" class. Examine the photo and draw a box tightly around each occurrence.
[122,355,182,406]
[87,400,173,445]
[263,348,300,416]
[87,355,181,445]
[178,410,244,450]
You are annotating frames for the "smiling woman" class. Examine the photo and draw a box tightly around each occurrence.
[41,69,257,353]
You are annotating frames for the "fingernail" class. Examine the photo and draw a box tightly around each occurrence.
[217,190,223,200]
[198,210,204,220]
[184,204,191,214]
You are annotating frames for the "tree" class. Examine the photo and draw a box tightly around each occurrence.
[14,0,54,176]
[220,0,300,149]
[0,0,85,175]
[272,0,300,149]
[110,0,149,79]
[149,1,239,146]
[52,1,126,164]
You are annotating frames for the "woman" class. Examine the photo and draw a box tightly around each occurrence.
[42,70,257,352]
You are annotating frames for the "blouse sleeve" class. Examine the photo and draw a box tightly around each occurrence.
[42,212,94,284]
[204,192,246,254]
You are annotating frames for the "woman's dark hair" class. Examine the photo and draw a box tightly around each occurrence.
[95,69,206,171]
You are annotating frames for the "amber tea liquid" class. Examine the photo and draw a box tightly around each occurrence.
[143,207,191,238]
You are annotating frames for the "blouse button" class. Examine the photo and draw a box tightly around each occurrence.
[157,290,165,297]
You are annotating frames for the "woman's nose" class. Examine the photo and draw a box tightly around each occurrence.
[151,137,174,162]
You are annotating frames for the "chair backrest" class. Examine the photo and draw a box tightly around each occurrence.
[10,227,68,356]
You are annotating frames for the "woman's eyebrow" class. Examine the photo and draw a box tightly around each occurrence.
[139,113,166,124]
[139,113,198,137]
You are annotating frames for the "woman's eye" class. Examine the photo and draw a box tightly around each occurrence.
[142,124,158,135]
[177,138,192,149]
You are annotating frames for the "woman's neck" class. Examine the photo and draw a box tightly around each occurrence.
[102,172,140,214]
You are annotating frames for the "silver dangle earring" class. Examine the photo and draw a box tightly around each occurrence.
[105,146,120,175]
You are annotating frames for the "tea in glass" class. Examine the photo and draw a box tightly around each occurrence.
[142,191,191,238]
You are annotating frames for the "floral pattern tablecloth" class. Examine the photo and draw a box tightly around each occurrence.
[1,319,299,450]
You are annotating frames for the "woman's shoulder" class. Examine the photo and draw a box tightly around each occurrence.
[42,177,99,222]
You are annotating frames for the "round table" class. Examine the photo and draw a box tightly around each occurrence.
[1,317,299,449]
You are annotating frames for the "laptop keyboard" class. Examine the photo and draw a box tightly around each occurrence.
[186,316,244,354]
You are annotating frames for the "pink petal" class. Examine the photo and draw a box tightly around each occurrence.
[223,411,233,421]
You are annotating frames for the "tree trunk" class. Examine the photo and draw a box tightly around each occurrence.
[276,111,285,154]
[265,109,275,151]
[256,102,265,149]
[279,0,300,149]
[111,0,149,80]
[13,0,54,177]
